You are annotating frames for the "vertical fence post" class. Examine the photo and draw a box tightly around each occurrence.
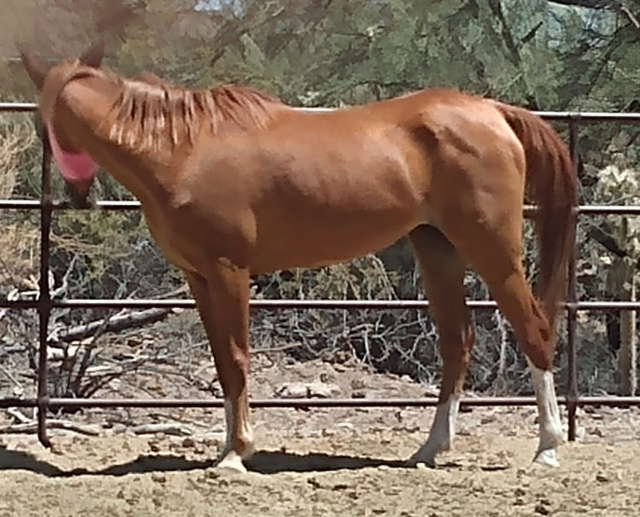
[36,129,53,447]
[566,117,580,441]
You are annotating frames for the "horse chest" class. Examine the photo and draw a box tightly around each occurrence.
[143,211,201,273]
[142,202,254,274]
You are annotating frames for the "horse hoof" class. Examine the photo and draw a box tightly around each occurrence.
[406,454,436,469]
[215,450,247,474]
[533,448,560,468]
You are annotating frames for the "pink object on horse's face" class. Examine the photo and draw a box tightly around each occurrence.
[46,123,98,194]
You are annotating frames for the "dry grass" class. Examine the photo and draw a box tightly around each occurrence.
[0,117,36,199]
[0,118,39,295]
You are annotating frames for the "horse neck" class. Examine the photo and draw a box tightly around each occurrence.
[55,76,174,205]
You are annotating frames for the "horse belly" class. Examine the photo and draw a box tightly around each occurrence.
[251,197,421,273]
[300,219,416,267]
[249,150,429,272]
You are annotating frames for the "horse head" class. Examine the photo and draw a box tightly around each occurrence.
[20,41,105,206]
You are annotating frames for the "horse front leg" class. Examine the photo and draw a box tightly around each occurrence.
[186,264,253,473]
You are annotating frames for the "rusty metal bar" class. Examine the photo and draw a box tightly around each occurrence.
[0,102,38,112]
[0,396,639,410]
[0,300,39,309]
[0,200,140,210]
[566,117,580,441]
[7,298,640,311]
[36,129,52,447]
[536,111,640,122]
[5,199,640,216]
[5,102,640,120]
[570,301,640,310]
[577,206,640,215]
[305,107,640,123]
[0,199,141,210]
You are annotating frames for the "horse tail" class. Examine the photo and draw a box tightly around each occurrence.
[494,102,577,330]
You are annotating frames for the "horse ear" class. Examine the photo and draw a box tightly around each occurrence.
[18,44,50,90]
[79,39,105,68]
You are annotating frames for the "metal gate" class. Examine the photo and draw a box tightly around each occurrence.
[1,102,639,448]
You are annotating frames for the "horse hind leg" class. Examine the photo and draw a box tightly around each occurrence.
[448,216,564,467]
[488,268,564,466]
[407,225,475,467]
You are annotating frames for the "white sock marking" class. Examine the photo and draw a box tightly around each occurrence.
[224,398,234,450]
[528,361,564,466]
[409,394,460,466]
[222,398,253,454]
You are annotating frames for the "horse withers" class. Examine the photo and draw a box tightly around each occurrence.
[21,41,576,473]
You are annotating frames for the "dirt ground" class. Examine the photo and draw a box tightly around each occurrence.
[1,357,640,516]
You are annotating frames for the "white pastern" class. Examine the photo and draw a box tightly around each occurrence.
[215,399,254,474]
[408,394,460,467]
[528,362,564,467]
[224,398,234,449]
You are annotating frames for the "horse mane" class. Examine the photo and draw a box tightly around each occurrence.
[79,67,283,152]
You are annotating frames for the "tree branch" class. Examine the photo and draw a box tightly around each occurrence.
[55,308,176,343]
[587,226,640,271]
[487,0,521,67]
[548,0,610,8]
[549,0,640,33]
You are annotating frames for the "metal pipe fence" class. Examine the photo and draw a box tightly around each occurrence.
[1,102,639,448]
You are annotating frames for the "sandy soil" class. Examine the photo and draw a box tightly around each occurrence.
[1,357,639,516]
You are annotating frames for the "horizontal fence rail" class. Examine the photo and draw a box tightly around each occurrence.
[1,396,639,410]
[6,298,640,311]
[4,199,640,216]
[1,103,639,448]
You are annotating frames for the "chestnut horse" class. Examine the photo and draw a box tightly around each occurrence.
[21,42,576,473]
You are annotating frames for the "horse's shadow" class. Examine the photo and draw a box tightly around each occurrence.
[248,451,408,474]
[0,447,411,478]
[0,447,67,477]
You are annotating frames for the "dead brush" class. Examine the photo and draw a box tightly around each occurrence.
[0,118,39,297]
